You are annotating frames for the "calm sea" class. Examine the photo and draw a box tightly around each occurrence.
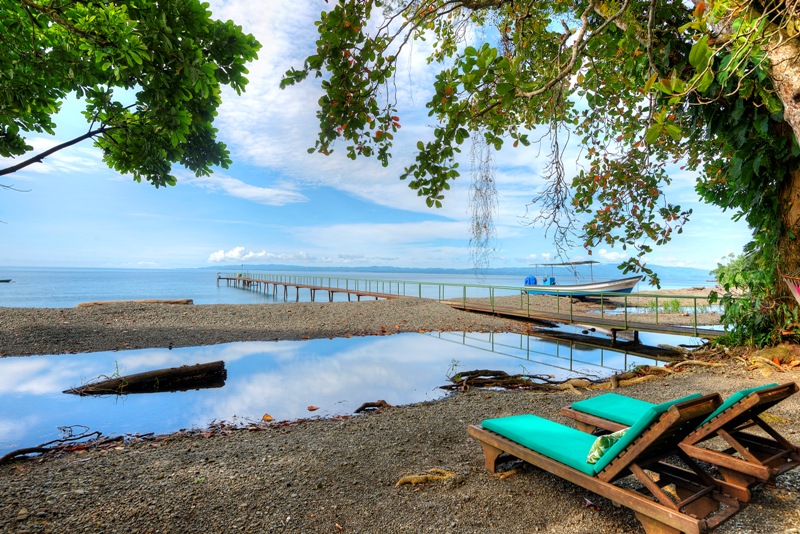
[0,266,714,308]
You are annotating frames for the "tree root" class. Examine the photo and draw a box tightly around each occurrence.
[0,430,102,465]
[441,369,601,392]
[747,356,786,373]
[442,364,682,393]
[670,360,725,371]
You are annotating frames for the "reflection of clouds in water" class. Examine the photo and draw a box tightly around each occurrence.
[1,333,666,452]
[0,414,39,446]
[0,356,106,395]
[115,341,292,373]
[194,336,463,424]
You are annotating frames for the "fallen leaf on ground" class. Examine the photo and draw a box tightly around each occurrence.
[491,469,519,479]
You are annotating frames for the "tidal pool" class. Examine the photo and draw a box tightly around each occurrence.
[0,332,663,453]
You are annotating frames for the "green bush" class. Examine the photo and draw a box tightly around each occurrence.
[709,253,797,347]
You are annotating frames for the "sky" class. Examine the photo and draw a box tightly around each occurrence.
[0,1,752,271]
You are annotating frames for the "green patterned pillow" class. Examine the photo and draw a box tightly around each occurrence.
[586,429,628,464]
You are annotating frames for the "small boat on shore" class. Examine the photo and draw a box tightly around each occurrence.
[524,275,643,296]
[524,261,642,297]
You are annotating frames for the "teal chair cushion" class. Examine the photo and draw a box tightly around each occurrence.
[591,392,703,473]
[481,414,600,475]
[570,393,653,426]
[481,393,703,476]
[701,383,777,424]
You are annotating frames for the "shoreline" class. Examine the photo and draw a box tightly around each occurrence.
[1,298,799,532]
[0,286,722,358]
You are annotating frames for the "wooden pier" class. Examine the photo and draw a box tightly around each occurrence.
[442,299,723,342]
[217,272,724,341]
[217,274,399,302]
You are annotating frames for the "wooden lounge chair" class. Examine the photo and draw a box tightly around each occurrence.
[560,382,800,502]
[468,393,741,534]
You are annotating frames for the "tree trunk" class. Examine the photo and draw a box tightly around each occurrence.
[768,32,800,150]
[778,165,800,277]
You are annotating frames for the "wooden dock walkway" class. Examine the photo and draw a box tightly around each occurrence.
[217,275,399,302]
[442,299,722,341]
[217,272,723,341]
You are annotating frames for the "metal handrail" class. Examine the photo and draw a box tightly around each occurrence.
[216,272,724,333]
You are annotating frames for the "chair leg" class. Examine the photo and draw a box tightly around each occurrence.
[479,442,503,473]
[716,466,758,498]
[574,421,597,433]
[634,511,681,534]
[674,486,720,519]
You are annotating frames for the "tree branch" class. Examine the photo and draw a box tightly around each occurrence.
[0,126,113,176]
[518,0,631,99]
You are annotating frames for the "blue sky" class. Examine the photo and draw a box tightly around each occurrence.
[0,1,752,271]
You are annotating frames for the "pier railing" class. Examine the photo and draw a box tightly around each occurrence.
[217,271,724,337]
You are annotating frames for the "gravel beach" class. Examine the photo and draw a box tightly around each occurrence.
[1,299,799,533]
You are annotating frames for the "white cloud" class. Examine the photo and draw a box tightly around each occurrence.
[208,247,314,264]
[186,173,307,206]
[597,249,627,262]
[291,220,468,249]
[204,0,471,218]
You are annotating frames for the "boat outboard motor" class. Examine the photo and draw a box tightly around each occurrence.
[524,275,537,286]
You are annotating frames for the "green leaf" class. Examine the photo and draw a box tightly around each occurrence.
[697,70,714,92]
[645,124,662,144]
[643,72,658,93]
[664,124,683,141]
[496,83,514,95]
[688,35,710,69]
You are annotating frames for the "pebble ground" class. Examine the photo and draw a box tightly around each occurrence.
[1,300,798,532]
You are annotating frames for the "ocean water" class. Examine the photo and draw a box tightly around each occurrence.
[0,266,714,308]
[0,267,267,308]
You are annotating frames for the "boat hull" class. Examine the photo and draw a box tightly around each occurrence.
[524,275,642,297]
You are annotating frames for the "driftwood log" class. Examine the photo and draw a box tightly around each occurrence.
[76,299,194,307]
[354,400,392,413]
[440,369,602,391]
[64,361,226,396]
[441,364,683,392]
